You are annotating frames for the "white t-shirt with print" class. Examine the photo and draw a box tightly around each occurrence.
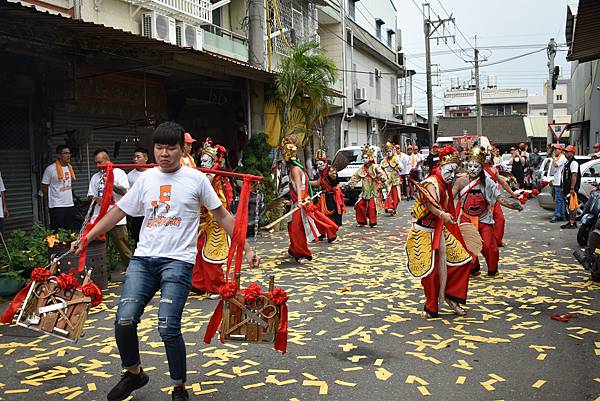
[0,170,5,219]
[552,156,567,186]
[127,168,145,188]
[117,166,222,264]
[88,168,129,226]
[42,163,74,208]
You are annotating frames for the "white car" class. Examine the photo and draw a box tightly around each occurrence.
[335,145,382,203]
[537,156,595,215]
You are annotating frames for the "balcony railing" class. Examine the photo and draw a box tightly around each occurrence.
[125,0,212,24]
[201,23,249,62]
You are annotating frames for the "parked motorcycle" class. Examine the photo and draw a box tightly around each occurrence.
[573,184,600,282]
[577,182,600,247]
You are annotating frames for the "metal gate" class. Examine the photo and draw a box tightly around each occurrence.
[0,105,35,232]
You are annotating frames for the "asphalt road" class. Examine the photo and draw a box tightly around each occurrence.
[0,200,599,401]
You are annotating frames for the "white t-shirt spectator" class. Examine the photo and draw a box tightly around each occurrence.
[42,163,74,208]
[409,153,422,171]
[117,166,222,264]
[127,169,145,188]
[88,168,129,226]
[400,153,410,175]
[0,170,5,219]
[552,155,567,186]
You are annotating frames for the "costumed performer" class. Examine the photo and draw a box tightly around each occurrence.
[348,145,387,227]
[381,142,402,216]
[454,146,523,277]
[405,145,473,318]
[191,138,233,297]
[282,136,338,262]
[309,149,345,241]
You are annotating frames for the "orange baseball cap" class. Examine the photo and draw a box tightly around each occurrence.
[184,132,197,144]
[565,145,576,153]
[552,143,564,150]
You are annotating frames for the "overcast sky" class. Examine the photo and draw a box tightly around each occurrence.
[395,0,574,115]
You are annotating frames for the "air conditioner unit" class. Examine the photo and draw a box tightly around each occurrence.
[142,12,176,45]
[393,104,402,116]
[354,87,367,101]
[370,119,378,133]
[175,22,203,51]
[375,68,382,79]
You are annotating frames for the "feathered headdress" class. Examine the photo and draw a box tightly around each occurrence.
[466,145,487,165]
[202,137,227,166]
[361,144,376,161]
[383,142,395,153]
[438,145,461,166]
[280,135,298,161]
[315,149,328,161]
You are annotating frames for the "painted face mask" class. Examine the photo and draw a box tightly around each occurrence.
[441,163,457,184]
[362,155,372,164]
[316,160,326,172]
[386,150,394,158]
[200,154,214,169]
[467,161,482,178]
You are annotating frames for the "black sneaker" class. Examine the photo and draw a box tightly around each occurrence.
[107,368,149,401]
[560,222,577,229]
[172,387,189,401]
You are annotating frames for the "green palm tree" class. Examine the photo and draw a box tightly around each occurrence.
[275,41,337,155]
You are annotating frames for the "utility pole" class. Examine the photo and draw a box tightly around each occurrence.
[423,3,455,146]
[474,35,482,137]
[546,37,557,145]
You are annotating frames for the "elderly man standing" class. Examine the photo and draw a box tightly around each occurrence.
[561,145,581,230]
[550,144,568,223]
[42,145,80,231]
[0,170,7,235]
[88,149,132,271]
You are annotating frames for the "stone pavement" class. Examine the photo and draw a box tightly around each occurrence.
[0,202,599,401]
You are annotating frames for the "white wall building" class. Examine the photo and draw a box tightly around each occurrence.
[528,79,571,117]
[318,0,414,154]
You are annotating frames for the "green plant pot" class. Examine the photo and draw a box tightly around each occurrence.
[0,271,26,297]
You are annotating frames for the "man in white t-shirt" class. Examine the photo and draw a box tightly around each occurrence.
[41,145,80,231]
[0,170,7,235]
[72,122,259,401]
[127,146,149,244]
[550,144,568,223]
[88,149,132,270]
[400,146,411,200]
[561,145,581,229]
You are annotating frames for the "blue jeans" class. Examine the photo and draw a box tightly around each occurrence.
[115,256,193,384]
[553,186,568,220]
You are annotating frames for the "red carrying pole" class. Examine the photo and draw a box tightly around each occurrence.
[96,164,263,182]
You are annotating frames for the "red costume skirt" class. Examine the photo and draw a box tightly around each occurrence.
[288,209,312,259]
[355,198,377,226]
[421,251,471,316]
[384,186,400,213]
[192,233,225,294]
[493,203,505,246]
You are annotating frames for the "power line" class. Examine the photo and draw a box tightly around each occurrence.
[436,0,475,50]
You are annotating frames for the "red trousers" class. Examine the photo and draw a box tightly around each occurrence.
[493,203,505,245]
[192,233,225,294]
[476,223,499,274]
[313,214,338,240]
[288,209,312,259]
[421,253,471,316]
[384,186,400,213]
[355,198,377,226]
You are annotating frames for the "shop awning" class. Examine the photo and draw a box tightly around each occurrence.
[0,0,273,83]
[567,0,600,62]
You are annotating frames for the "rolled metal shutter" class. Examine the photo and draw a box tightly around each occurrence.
[0,105,34,232]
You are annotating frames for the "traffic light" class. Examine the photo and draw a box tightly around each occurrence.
[552,66,560,90]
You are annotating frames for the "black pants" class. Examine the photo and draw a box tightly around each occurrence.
[49,206,81,231]
[0,218,3,235]
[127,216,144,243]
